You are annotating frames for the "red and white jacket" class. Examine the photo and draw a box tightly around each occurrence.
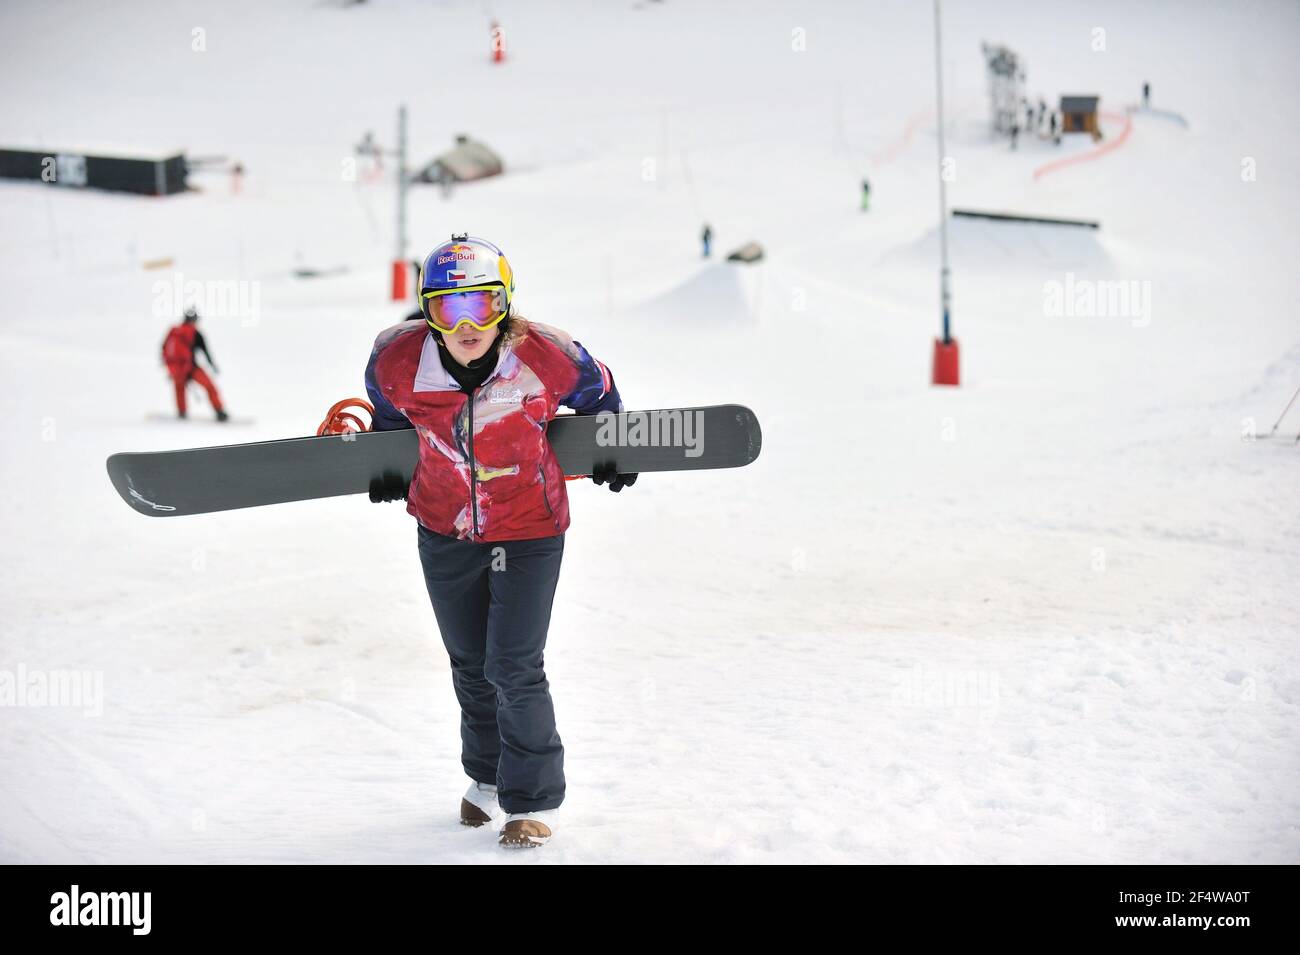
[365,319,621,541]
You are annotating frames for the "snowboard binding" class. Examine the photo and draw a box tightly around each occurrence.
[317,398,374,436]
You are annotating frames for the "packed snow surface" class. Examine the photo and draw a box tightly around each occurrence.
[1,0,1297,863]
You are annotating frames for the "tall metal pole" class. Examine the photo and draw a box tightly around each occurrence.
[1269,381,1300,435]
[396,104,408,265]
[933,0,952,344]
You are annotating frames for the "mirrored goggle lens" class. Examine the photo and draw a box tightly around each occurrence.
[424,288,505,331]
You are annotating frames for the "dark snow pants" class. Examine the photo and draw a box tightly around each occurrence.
[416,523,566,813]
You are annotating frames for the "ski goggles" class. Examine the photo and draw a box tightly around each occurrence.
[422,285,508,333]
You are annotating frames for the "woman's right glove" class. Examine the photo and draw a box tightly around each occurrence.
[369,471,409,503]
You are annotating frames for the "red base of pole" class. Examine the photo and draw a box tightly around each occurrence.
[390,260,408,301]
[932,337,960,386]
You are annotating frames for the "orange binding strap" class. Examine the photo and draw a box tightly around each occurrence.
[317,398,375,436]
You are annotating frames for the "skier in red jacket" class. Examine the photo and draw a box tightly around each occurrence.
[366,233,634,849]
[161,308,228,421]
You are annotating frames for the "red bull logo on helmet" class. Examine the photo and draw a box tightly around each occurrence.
[437,246,476,266]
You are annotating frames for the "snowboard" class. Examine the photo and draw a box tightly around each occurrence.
[107,404,761,517]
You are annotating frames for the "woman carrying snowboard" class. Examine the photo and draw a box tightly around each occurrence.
[365,233,635,849]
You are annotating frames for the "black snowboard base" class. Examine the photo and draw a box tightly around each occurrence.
[108,405,761,517]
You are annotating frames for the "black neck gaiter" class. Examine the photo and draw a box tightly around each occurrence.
[437,331,503,394]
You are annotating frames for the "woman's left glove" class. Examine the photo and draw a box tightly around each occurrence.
[592,463,638,493]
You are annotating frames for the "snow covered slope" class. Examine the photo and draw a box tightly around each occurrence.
[1,0,1297,863]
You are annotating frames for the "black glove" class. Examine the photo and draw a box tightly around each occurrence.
[591,462,638,493]
[369,471,409,503]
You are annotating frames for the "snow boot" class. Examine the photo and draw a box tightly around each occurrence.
[498,809,557,849]
[460,781,502,827]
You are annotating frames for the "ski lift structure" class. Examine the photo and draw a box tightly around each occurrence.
[981,41,1025,137]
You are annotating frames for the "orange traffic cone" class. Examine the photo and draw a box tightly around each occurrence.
[491,20,505,63]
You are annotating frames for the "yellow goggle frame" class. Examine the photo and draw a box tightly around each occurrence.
[422,283,509,334]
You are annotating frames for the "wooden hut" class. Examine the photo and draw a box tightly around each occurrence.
[1059,95,1101,141]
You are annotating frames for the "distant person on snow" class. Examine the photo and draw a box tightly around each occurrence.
[161,307,228,421]
[1143,81,1150,107]
[860,177,871,211]
[1010,122,1020,151]
[701,223,713,257]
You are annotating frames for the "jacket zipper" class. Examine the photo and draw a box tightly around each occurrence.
[460,343,510,541]
[466,389,480,539]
